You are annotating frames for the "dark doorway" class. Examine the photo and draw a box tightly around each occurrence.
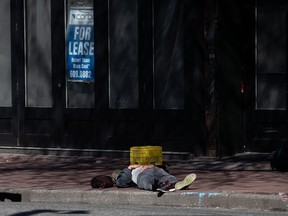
[251,0,287,151]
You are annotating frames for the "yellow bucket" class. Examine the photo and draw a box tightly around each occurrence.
[130,146,162,165]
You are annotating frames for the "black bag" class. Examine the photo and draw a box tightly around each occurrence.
[270,147,288,172]
[90,175,114,188]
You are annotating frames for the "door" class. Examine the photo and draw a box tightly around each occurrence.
[252,0,288,151]
[16,0,59,148]
[0,0,17,146]
[17,0,103,149]
[105,0,206,153]
[63,0,100,149]
[17,0,97,149]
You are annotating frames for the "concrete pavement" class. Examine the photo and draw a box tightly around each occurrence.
[0,152,288,211]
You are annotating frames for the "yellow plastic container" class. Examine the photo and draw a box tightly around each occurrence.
[130,146,162,165]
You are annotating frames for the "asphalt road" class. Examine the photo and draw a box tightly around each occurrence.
[0,202,287,216]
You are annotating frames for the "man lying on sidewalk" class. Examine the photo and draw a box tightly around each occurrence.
[114,164,196,192]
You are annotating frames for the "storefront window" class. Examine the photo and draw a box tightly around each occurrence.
[109,0,139,109]
[66,0,95,108]
[153,0,184,109]
[256,6,286,110]
[25,0,52,107]
[0,0,11,107]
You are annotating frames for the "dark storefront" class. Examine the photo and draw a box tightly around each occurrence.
[217,0,288,155]
[0,0,286,157]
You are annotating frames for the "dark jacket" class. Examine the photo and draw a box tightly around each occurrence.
[115,168,136,188]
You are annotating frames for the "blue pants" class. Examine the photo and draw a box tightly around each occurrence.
[136,167,177,191]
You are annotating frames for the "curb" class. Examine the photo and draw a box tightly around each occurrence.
[1,188,287,211]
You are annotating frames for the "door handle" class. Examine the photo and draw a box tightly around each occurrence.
[58,83,62,88]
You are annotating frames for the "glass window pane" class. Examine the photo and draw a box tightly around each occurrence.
[25,0,52,107]
[0,0,11,107]
[153,0,184,109]
[109,0,139,109]
[66,0,95,108]
[67,82,95,108]
[257,74,286,110]
[257,12,286,73]
[256,8,286,110]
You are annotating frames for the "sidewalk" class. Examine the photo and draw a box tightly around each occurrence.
[0,152,288,211]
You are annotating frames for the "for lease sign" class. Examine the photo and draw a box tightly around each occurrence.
[66,3,94,82]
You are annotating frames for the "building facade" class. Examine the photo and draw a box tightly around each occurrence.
[0,0,286,156]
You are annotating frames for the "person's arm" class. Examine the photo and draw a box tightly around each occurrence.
[140,165,155,172]
[128,164,142,170]
[115,168,133,188]
[128,164,155,171]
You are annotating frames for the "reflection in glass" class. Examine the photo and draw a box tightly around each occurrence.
[25,0,52,107]
[256,9,286,110]
[257,75,286,110]
[109,0,139,109]
[153,0,184,109]
[0,0,11,107]
[257,12,286,73]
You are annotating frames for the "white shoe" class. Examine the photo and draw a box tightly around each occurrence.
[175,173,196,190]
